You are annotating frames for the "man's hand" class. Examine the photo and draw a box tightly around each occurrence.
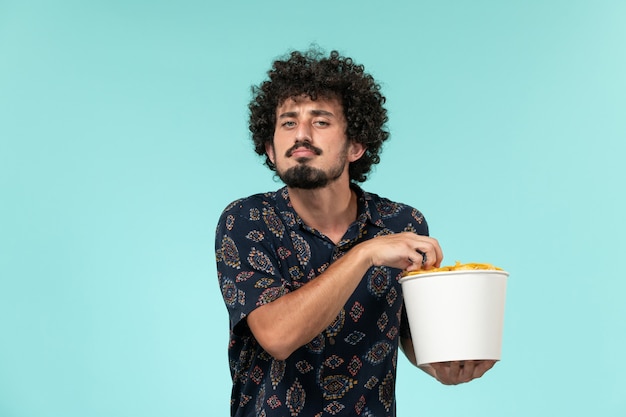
[363,232,443,272]
[421,360,497,385]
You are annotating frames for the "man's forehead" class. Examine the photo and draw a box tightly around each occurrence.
[277,94,343,113]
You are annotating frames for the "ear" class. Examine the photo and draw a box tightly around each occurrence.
[348,141,366,162]
[265,141,276,164]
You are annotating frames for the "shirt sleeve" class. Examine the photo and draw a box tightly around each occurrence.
[215,197,293,333]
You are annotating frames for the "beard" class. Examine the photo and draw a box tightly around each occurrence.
[278,162,345,189]
[274,140,350,189]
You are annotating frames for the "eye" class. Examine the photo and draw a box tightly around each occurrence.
[281,120,296,128]
[313,120,329,127]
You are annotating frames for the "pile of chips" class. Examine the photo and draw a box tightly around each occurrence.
[404,261,503,276]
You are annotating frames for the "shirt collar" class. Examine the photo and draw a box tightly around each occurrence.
[275,184,386,231]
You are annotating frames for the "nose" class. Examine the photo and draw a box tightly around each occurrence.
[295,122,312,142]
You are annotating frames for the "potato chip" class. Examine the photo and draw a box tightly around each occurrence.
[404,260,503,276]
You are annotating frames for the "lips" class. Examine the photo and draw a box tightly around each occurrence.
[286,142,322,158]
[290,148,317,158]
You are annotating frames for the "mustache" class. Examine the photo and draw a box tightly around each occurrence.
[285,141,323,157]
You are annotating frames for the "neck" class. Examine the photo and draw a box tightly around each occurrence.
[287,180,358,244]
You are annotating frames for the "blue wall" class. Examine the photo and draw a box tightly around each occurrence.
[1,1,625,416]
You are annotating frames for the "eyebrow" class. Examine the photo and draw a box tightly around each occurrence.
[278,109,335,119]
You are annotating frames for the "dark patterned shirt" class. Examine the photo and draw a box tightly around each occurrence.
[215,185,429,417]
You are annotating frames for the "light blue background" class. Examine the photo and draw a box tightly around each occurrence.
[1,1,625,416]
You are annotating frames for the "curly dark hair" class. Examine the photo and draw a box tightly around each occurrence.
[249,48,390,183]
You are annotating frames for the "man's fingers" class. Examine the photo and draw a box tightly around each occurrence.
[473,360,497,378]
[459,360,476,383]
[430,362,454,385]
[430,360,496,385]
[410,235,443,269]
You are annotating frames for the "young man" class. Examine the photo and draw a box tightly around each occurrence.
[215,49,495,417]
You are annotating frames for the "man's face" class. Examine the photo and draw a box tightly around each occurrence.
[266,95,364,189]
